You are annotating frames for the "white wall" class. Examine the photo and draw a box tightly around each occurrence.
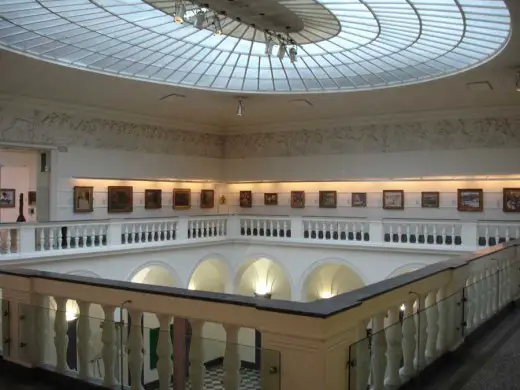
[53,147,224,221]
[223,148,520,182]
[0,149,38,222]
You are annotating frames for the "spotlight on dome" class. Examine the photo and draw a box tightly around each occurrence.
[289,46,297,63]
[174,1,186,24]
[213,16,222,35]
[265,34,275,56]
[236,98,244,117]
[516,70,520,92]
[278,43,286,60]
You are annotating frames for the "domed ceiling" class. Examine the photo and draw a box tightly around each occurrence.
[0,0,511,94]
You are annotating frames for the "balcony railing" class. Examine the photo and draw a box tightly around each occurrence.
[0,215,519,259]
[0,240,518,389]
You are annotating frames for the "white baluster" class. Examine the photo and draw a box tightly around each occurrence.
[77,301,92,379]
[414,294,427,371]
[425,290,439,364]
[5,230,11,254]
[39,228,45,250]
[101,306,118,388]
[156,314,172,390]
[465,279,475,331]
[400,298,416,383]
[485,226,490,246]
[436,286,448,355]
[495,226,500,245]
[223,325,240,390]
[189,319,205,390]
[54,297,69,373]
[55,228,62,250]
[384,307,402,388]
[371,312,387,390]
[128,310,144,390]
[397,225,402,243]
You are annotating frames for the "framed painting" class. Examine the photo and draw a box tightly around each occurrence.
[73,186,93,213]
[264,193,278,206]
[457,189,483,212]
[0,189,16,208]
[383,190,404,210]
[173,189,191,209]
[239,191,252,208]
[144,189,162,210]
[319,191,337,208]
[351,192,367,207]
[28,191,37,206]
[421,192,440,208]
[200,189,215,209]
[503,188,520,212]
[107,186,133,213]
[291,191,305,208]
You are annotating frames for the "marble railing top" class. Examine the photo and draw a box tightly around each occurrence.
[1,240,517,319]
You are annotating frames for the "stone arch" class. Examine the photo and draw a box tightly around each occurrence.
[300,258,366,302]
[187,253,231,293]
[66,270,101,278]
[126,261,179,287]
[386,263,427,279]
[233,254,293,300]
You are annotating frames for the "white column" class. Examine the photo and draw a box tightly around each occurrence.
[189,319,206,390]
[371,312,387,390]
[223,324,240,390]
[400,298,416,382]
[156,314,172,390]
[384,307,402,389]
[425,290,439,364]
[414,294,427,371]
[102,306,118,388]
[354,320,370,390]
[77,301,92,380]
[128,310,144,390]
[53,297,69,373]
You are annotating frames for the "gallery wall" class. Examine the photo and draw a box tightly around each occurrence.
[222,179,520,221]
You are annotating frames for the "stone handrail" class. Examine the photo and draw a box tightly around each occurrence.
[0,240,518,390]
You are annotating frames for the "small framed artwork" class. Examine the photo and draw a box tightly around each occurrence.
[457,189,483,212]
[351,192,367,208]
[264,193,278,206]
[73,186,93,213]
[319,191,337,208]
[0,189,16,208]
[421,192,440,208]
[291,191,305,208]
[28,191,37,206]
[200,189,215,209]
[173,189,191,209]
[108,186,133,213]
[383,190,404,210]
[144,189,162,210]
[503,188,520,212]
[239,191,252,208]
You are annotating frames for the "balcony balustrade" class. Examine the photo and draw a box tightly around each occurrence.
[0,215,519,260]
[0,240,518,390]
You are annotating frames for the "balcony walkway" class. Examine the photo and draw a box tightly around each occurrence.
[408,304,520,390]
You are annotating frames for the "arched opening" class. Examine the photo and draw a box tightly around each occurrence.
[130,265,176,287]
[387,264,427,279]
[302,262,365,302]
[188,258,230,364]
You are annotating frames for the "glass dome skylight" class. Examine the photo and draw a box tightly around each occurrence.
[0,0,511,93]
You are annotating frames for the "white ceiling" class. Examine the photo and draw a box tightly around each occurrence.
[0,0,519,130]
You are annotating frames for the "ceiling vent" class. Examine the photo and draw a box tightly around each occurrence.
[159,93,186,101]
[466,81,493,92]
[289,99,313,108]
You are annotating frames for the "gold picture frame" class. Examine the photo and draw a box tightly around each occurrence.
[383,190,404,210]
[73,186,93,213]
[173,188,191,209]
[457,189,483,212]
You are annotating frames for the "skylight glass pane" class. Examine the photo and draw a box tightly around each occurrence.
[0,0,510,93]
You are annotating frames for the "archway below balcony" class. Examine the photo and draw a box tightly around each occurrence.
[188,256,230,293]
[129,263,177,287]
[386,263,427,279]
[301,261,365,302]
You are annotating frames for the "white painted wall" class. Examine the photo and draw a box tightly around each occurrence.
[222,148,520,182]
[52,147,224,221]
[0,148,38,222]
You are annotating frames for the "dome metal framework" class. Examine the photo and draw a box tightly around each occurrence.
[0,0,511,93]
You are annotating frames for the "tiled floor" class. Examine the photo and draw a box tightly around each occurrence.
[184,366,260,390]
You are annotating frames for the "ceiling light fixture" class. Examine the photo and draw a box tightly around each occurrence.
[265,34,275,56]
[278,42,287,60]
[289,46,297,63]
[174,0,186,24]
[213,15,222,35]
[236,98,244,117]
[516,70,520,92]
[195,10,205,29]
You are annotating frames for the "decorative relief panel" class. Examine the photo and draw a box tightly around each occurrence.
[224,115,520,159]
[0,106,225,158]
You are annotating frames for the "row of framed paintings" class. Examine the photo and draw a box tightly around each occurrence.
[0,189,37,208]
[239,188,520,212]
[73,186,214,213]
